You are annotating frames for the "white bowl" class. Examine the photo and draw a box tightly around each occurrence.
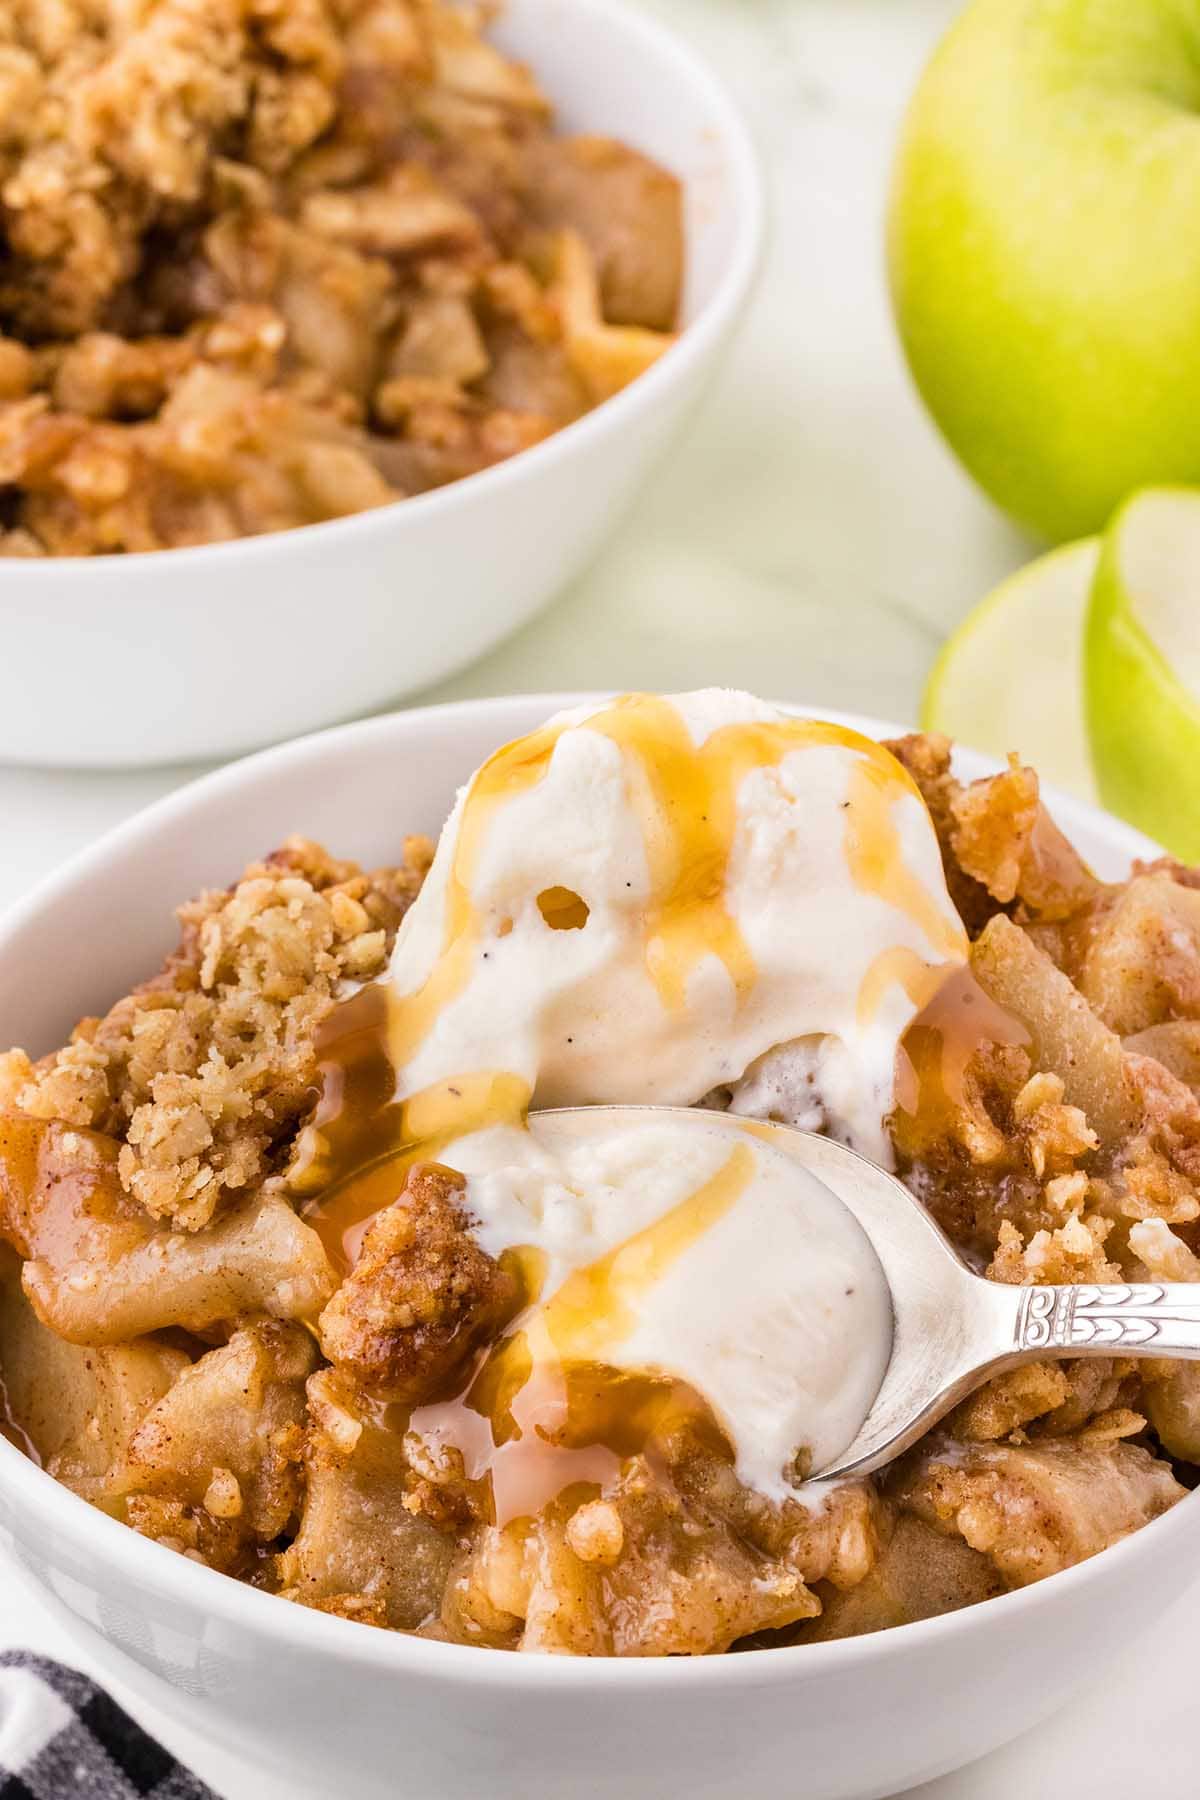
[0,1,762,771]
[1,695,1195,1800]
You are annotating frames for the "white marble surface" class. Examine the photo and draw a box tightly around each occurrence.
[1,2,1192,1796]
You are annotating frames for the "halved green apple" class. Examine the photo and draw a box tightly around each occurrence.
[1086,487,1200,858]
[923,539,1100,804]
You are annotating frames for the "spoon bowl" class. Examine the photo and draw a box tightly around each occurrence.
[537,1105,1200,1484]
[737,1118,1005,1481]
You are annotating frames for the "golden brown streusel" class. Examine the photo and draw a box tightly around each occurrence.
[13,834,429,1229]
[316,1162,519,1400]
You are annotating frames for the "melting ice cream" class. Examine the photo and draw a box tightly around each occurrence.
[307,690,968,1505]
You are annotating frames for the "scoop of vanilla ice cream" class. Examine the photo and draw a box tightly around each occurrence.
[387,688,966,1162]
[441,1110,893,1499]
[378,690,967,1507]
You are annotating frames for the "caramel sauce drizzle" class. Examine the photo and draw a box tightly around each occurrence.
[844,757,968,967]
[536,887,589,931]
[387,717,567,1070]
[581,694,964,1011]
[294,683,978,1531]
[410,1143,753,1525]
[0,1112,150,1269]
[856,945,953,1032]
[293,981,528,1269]
[893,964,1032,1125]
[386,693,946,1048]
[298,697,965,1260]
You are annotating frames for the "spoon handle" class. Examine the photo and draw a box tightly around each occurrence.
[1007,1281,1200,1359]
[814,1276,1200,1484]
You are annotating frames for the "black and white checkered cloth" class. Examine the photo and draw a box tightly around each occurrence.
[0,1655,216,1800]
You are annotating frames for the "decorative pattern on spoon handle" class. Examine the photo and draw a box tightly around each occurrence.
[1015,1283,1200,1354]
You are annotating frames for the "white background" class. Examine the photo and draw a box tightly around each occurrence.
[2,2,1195,1794]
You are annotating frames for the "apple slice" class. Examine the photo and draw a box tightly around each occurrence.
[922,539,1100,805]
[1086,487,1200,858]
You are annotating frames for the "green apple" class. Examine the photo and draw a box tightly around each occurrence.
[890,0,1200,544]
[923,538,1100,803]
[1086,486,1200,856]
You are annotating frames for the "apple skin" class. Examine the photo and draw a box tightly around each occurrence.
[889,0,1200,544]
[1086,487,1200,859]
[921,536,1100,804]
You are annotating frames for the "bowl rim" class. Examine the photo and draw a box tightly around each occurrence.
[1,689,1190,1694]
[4,0,764,582]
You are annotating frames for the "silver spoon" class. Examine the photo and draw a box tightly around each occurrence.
[535,1104,1200,1483]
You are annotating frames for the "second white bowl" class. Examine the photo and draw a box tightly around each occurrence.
[0,0,762,769]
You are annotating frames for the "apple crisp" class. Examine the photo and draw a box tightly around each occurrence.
[2,738,1198,1655]
[0,0,683,555]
